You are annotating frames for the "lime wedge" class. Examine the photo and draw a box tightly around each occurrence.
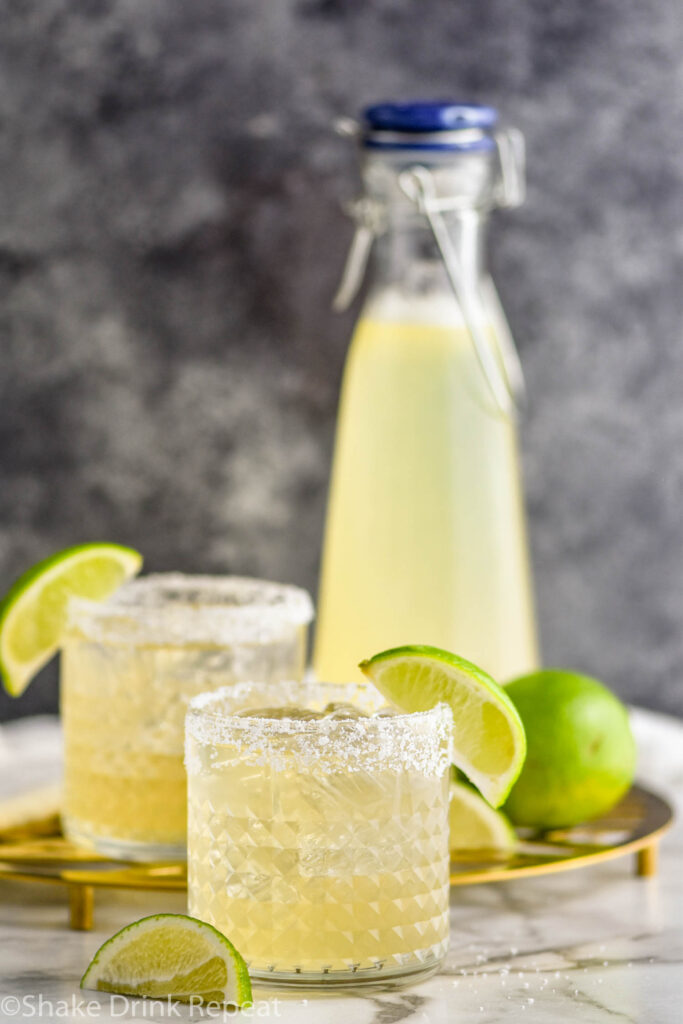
[449,779,516,853]
[0,543,142,696]
[81,914,252,1007]
[359,644,526,807]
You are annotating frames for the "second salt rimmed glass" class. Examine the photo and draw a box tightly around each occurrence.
[61,574,313,861]
[185,680,452,989]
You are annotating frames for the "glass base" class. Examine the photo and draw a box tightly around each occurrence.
[62,818,186,862]
[249,955,444,991]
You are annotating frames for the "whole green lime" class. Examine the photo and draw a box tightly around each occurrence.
[503,669,636,829]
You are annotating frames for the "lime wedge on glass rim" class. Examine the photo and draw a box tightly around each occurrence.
[81,913,252,1007]
[0,542,142,696]
[449,778,516,853]
[360,644,526,807]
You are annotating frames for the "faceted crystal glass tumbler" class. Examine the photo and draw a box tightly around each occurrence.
[60,575,313,861]
[186,680,453,989]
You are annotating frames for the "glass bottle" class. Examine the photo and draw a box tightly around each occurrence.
[314,101,539,684]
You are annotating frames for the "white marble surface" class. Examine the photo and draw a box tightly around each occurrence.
[0,709,681,1024]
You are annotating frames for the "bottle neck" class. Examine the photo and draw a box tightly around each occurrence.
[335,141,526,415]
[369,208,488,300]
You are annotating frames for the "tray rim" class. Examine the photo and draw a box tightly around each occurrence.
[0,783,673,894]
[449,783,673,884]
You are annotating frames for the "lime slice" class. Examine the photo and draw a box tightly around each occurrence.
[449,779,516,853]
[0,543,142,696]
[359,644,526,807]
[81,914,252,1007]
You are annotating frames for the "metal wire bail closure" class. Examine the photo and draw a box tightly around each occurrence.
[331,115,527,417]
[332,196,385,313]
[398,164,525,418]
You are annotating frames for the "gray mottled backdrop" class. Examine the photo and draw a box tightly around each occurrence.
[1,0,682,720]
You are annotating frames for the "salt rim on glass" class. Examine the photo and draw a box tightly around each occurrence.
[65,573,314,646]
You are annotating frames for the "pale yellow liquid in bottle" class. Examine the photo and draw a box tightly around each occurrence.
[314,297,539,684]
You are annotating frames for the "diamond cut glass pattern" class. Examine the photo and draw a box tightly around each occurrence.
[186,681,452,987]
[61,575,313,860]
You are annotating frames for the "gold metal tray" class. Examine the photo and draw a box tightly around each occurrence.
[0,784,672,931]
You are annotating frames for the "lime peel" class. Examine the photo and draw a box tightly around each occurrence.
[503,669,636,828]
[360,644,526,807]
[80,913,252,1008]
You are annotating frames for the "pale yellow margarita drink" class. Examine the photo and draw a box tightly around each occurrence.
[61,575,313,860]
[186,681,452,988]
[315,297,538,684]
